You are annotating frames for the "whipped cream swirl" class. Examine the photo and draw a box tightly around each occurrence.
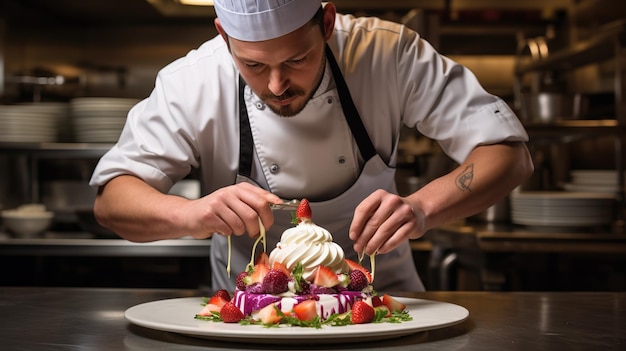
[269,221,349,280]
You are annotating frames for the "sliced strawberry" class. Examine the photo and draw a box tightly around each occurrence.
[212,289,231,302]
[312,265,339,288]
[197,303,222,316]
[381,294,406,312]
[255,303,282,325]
[255,252,270,266]
[293,300,318,321]
[295,198,312,222]
[249,263,270,284]
[207,295,228,309]
[351,300,375,324]
[220,302,245,323]
[345,258,373,283]
[272,261,291,276]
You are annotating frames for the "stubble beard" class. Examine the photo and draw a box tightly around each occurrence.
[261,54,327,118]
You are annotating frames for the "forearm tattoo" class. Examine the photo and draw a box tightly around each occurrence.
[456,163,474,192]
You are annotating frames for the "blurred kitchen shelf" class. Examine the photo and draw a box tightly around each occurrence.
[0,142,112,158]
[0,234,211,257]
[524,119,621,141]
[515,20,626,74]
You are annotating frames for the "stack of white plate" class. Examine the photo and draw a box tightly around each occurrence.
[71,97,139,143]
[511,191,615,229]
[563,170,622,194]
[0,103,68,143]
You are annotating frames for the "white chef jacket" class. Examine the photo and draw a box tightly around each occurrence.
[89,13,528,290]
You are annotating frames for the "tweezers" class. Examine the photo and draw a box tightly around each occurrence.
[270,199,300,210]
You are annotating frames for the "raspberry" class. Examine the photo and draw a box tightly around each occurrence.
[235,271,248,291]
[262,269,290,294]
[348,270,368,291]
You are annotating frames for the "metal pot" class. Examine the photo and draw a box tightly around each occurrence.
[520,92,575,124]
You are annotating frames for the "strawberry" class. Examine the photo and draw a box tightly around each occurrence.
[197,302,221,316]
[295,198,312,222]
[236,271,249,290]
[213,289,231,302]
[312,265,339,288]
[262,269,290,294]
[345,258,373,283]
[255,303,282,325]
[347,270,369,291]
[351,300,375,324]
[249,263,270,284]
[255,252,270,266]
[220,302,245,323]
[381,294,406,312]
[207,295,228,309]
[293,300,318,321]
[272,261,291,276]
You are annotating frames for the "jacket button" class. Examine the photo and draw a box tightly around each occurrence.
[327,97,333,104]
[270,164,280,173]
[338,156,346,164]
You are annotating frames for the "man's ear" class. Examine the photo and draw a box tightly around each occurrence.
[214,18,228,43]
[322,2,336,41]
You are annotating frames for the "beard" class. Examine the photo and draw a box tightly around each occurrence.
[259,55,326,117]
[260,87,309,117]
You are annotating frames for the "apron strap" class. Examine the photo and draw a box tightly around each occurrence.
[325,44,376,162]
[238,75,254,178]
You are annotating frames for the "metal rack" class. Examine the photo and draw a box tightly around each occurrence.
[514,20,626,228]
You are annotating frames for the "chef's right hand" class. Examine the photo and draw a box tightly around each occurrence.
[186,182,282,239]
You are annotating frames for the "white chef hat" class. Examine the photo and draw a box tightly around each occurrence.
[214,0,322,42]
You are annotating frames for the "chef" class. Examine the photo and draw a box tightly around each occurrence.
[90,0,533,291]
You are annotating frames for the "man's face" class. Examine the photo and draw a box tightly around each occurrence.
[226,20,327,117]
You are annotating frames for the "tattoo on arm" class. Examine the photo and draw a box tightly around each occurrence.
[456,163,474,192]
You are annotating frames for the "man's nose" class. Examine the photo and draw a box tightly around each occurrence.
[268,68,289,96]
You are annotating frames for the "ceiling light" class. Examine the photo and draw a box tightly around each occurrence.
[178,0,214,6]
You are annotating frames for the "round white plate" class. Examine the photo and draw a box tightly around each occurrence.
[125,296,469,344]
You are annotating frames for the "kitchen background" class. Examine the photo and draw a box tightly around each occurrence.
[1,0,625,291]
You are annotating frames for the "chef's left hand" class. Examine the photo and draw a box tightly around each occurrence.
[349,189,424,255]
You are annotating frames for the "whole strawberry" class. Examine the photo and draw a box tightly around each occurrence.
[220,302,245,323]
[294,198,312,223]
[262,269,290,294]
[235,271,249,291]
[348,270,369,291]
[351,300,375,324]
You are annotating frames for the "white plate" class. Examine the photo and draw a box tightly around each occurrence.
[125,296,469,344]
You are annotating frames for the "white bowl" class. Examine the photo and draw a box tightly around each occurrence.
[2,209,54,238]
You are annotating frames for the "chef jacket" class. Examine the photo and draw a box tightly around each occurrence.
[90,13,528,290]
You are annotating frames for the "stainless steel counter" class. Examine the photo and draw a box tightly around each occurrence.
[0,287,623,350]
